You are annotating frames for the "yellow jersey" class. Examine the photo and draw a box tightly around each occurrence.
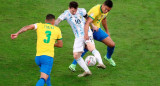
[88,4,108,28]
[35,23,62,57]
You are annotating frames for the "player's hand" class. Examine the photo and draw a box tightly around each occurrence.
[84,34,89,40]
[11,33,18,39]
[92,25,99,31]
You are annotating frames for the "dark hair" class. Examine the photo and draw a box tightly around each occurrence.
[104,0,113,8]
[69,1,78,9]
[46,14,55,20]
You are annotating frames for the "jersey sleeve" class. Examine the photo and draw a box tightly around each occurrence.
[81,8,87,16]
[57,28,63,40]
[34,23,41,30]
[88,6,99,20]
[58,10,68,21]
[34,24,38,30]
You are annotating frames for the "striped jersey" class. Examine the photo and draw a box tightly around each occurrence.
[58,8,92,38]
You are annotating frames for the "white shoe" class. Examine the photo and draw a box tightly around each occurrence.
[78,71,92,77]
[96,64,106,69]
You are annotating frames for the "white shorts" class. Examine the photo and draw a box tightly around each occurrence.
[73,31,95,53]
[73,37,85,53]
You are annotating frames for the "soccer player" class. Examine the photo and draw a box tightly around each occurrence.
[55,1,105,77]
[69,0,116,71]
[11,14,63,86]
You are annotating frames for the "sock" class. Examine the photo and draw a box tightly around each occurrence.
[107,46,115,59]
[76,57,90,72]
[92,49,103,64]
[72,48,88,65]
[36,78,45,86]
[46,75,51,86]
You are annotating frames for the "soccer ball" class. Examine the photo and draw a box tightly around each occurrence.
[85,55,96,66]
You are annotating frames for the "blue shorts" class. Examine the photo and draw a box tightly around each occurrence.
[35,55,54,75]
[92,28,109,41]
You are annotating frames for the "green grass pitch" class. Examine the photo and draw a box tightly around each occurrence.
[0,0,160,86]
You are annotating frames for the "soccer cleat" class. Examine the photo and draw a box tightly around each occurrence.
[69,64,76,72]
[104,55,116,66]
[78,71,92,77]
[96,64,106,69]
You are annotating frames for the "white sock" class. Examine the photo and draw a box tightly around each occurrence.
[92,49,103,64]
[76,57,90,72]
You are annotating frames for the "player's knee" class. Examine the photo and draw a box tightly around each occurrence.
[73,53,78,59]
[40,72,49,81]
[87,43,95,52]
[108,42,115,48]
[40,77,48,81]
[88,47,94,52]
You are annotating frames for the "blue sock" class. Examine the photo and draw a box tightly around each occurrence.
[36,78,45,86]
[72,48,88,65]
[107,46,115,59]
[46,75,51,86]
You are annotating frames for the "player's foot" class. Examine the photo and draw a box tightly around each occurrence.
[69,64,76,72]
[78,71,92,77]
[96,64,106,69]
[104,55,116,66]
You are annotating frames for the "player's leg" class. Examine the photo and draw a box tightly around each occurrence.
[74,52,91,77]
[69,48,88,72]
[101,36,116,66]
[69,38,89,72]
[85,41,106,69]
[74,52,89,72]
[36,72,49,86]
[93,28,116,66]
[36,55,54,86]
[35,56,45,86]
[71,48,88,65]
[46,75,51,86]
[35,56,41,67]
[71,38,91,77]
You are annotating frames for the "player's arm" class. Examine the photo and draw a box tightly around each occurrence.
[84,17,93,40]
[90,23,99,31]
[102,17,110,36]
[54,40,63,48]
[54,28,63,47]
[83,8,98,32]
[55,11,67,26]
[11,24,35,39]
[55,18,62,26]
[84,15,98,31]
[83,14,88,19]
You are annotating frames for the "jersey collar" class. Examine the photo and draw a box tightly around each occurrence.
[100,5,103,13]
[46,23,51,25]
